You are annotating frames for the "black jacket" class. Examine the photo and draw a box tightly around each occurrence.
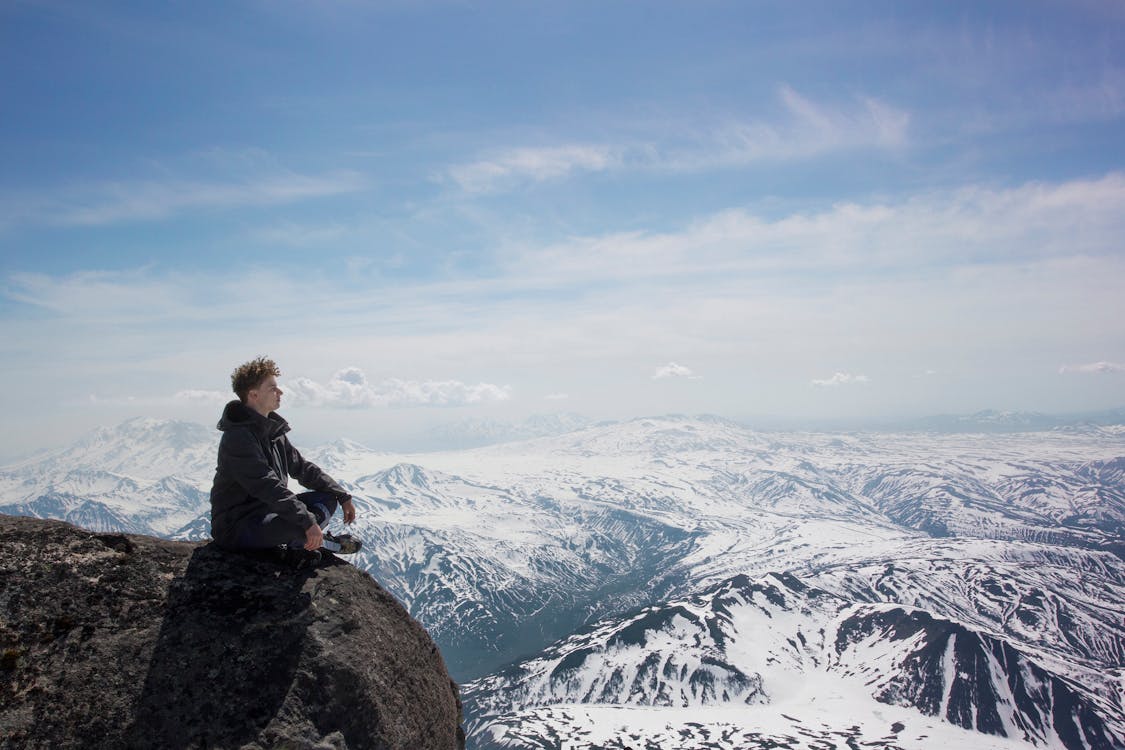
[209,400,345,548]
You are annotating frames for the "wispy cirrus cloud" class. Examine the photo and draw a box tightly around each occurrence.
[3,268,312,324]
[446,144,621,193]
[812,372,870,387]
[443,86,910,192]
[57,171,365,227]
[6,270,194,318]
[1059,361,1125,374]
[669,85,909,170]
[501,172,1125,285]
[1044,67,1125,123]
[0,152,366,230]
[5,173,1122,429]
[283,367,511,408]
[8,173,1124,329]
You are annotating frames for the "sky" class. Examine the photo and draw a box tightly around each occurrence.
[2,0,1124,458]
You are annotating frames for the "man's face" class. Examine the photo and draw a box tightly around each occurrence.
[247,375,283,416]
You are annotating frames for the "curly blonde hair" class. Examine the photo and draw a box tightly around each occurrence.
[231,357,281,402]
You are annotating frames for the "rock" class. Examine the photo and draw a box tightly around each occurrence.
[0,515,464,750]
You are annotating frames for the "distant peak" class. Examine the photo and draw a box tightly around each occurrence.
[322,437,374,452]
[383,463,432,486]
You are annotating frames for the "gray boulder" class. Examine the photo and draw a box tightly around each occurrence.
[0,514,464,749]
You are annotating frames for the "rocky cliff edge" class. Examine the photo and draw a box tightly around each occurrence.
[0,514,464,750]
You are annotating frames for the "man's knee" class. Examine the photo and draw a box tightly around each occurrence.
[299,491,339,528]
[311,502,332,527]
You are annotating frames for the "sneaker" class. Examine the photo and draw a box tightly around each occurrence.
[322,531,363,554]
[274,546,322,570]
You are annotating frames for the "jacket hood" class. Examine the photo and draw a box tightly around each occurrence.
[217,399,290,439]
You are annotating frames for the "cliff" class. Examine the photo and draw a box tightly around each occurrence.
[0,515,464,750]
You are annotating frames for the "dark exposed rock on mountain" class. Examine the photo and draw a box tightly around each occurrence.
[834,607,1120,748]
[0,515,464,750]
[466,571,1125,750]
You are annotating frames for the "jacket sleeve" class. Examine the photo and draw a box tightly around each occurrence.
[218,429,318,530]
[284,437,347,497]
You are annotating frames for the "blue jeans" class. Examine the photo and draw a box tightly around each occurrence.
[233,491,339,550]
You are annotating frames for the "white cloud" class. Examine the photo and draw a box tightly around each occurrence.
[77,389,227,407]
[652,362,700,380]
[5,173,1123,435]
[768,85,910,153]
[502,173,1125,285]
[282,367,511,408]
[812,372,870,387]
[0,153,366,229]
[546,393,570,401]
[444,87,910,193]
[173,389,229,404]
[57,171,365,226]
[7,270,183,317]
[447,144,620,193]
[1059,361,1125,375]
[1045,68,1125,123]
[1,268,324,331]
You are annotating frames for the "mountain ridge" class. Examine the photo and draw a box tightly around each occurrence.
[2,413,1123,749]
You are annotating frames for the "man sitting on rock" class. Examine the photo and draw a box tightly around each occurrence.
[210,356,362,567]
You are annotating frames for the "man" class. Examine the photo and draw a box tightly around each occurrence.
[210,356,362,567]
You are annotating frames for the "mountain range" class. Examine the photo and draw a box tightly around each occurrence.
[2,413,1123,749]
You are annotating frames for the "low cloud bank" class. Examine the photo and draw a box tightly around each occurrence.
[812,372,870,387]
[652,362,701,380]
[174,389,228,404]
[283,367,511,408]
[1059,361,1125,375]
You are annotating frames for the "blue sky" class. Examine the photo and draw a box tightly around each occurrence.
[2,0,1124,457]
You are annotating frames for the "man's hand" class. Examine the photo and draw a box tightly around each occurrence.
[342,498,356,525]
[304,523,324,551]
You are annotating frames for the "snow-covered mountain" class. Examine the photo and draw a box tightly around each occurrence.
[424,412,595,449]
[896,407,1125,434]
[3,413,1124,749]
[309,460,698,677]
[0,417,216,536]
[465,572,1121,749]
[4,416,217,480]
[318,418,1125,749]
